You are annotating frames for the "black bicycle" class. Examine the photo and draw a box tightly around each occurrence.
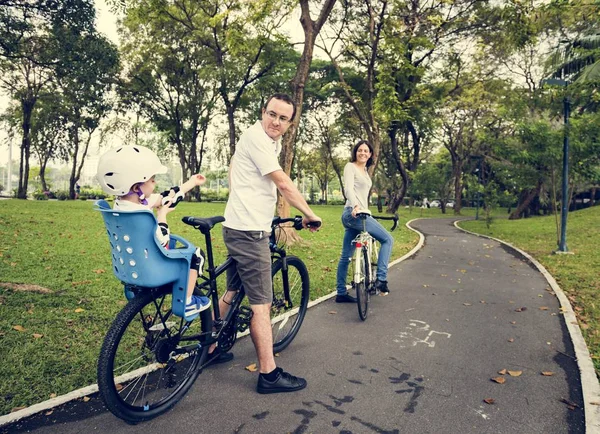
[97,215,316,423]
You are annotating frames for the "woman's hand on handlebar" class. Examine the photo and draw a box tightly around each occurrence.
[302,216,322,232]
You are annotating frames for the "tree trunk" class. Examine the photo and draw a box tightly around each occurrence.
[276,0,337,227]
[509,181,542,220]
[69,132,78,199]
[386,125,408,213]
[226,103,236,162]
[453,161,463,215]
[18,97,35,199]
[39,160,48,192]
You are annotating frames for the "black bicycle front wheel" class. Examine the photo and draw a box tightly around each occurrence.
[97,289,209,423]
[356,248,369,321]
[271,256,310,353]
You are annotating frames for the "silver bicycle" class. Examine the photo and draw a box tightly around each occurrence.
[351,210,398,321]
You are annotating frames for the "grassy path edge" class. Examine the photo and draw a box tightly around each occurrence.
[454,218,600,432]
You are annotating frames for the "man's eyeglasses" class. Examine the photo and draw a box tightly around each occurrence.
[265,110,291,124]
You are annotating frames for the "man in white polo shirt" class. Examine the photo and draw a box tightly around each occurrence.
[221,93,321,394]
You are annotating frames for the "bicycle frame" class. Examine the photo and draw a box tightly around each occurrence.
[352,218,378,290]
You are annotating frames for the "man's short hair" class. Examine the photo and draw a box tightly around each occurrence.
[264,93,296,120]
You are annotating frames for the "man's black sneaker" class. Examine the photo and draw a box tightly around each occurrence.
[257,369,307,394]
[335,293,356,303]
[205,350,234,368]
[375,280,389,294]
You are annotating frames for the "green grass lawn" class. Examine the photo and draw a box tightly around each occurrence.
[0,199,417,415]
[460,206,600,376]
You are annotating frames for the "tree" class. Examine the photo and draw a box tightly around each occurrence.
[119,9,218,197]
[277,0,338,221]
[53,27,119,199]
[30,93,68,192]
[0,41,53,198]
[0,0,98,198]
[411,152,454,214]
[121,0,293,160]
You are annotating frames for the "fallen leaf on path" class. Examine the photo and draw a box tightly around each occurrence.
[491,377,506,384]
[539,306,549,311]
[12,325,25,332]
[328,311,337,315]
[508,338,514,343]
[590,402,600,406]
[274,353,280,357]
[498,369,507,375]
[515,307,527,312]
[463,303,472,306]
[45,410,53,416]
[82,397,90,402]
[115,384,124,391]
[541,371,554,376]
[483,398,495,405]
[49,393,57,398]
[245,363,258,372]
[560,398,579,410]
[480,300,486,304]
[510,321,516,324]
[508,370,522,377]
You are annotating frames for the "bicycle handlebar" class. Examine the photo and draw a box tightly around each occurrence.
[271,215,321,231]
[372,214,399,231]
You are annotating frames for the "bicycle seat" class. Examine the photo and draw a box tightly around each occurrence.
[182,216,225,234]
[94,200,196,319]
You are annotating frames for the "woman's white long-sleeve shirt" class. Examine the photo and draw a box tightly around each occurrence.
[343,162,372,210]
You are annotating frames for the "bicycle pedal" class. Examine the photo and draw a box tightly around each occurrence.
[236,306,253,333]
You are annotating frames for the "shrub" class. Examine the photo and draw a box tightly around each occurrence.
[34,192,48,200]
[79,195,89,200]
[56,190,69,201]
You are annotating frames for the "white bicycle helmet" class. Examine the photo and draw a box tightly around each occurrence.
[96,145,168,196]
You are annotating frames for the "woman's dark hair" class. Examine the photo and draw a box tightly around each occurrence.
[350,140,374,167]
[264,93,296,120]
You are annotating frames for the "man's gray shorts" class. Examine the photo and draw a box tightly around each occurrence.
[222,227,272,305]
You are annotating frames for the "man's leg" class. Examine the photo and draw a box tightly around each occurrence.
[249,303,276,373]
[251,302,307,394]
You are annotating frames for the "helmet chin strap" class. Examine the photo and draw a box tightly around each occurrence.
[135,190,148,205]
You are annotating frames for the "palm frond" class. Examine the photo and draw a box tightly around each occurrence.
[576,60,600,82]
[545,35,600,83]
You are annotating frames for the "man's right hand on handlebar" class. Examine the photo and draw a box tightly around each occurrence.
[302,215,322,232]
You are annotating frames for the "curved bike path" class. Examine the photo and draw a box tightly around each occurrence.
[3,217,596,433]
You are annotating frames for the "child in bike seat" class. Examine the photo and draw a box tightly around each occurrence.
[96,145,211,318]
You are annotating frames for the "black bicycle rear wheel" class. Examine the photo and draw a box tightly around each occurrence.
[97,289,209,423]
[356,248,369,321]
[271,256,310,353]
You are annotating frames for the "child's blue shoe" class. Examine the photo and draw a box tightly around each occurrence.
[185,295,211,317]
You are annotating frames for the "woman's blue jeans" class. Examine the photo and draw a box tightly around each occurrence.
[335,207,394,295]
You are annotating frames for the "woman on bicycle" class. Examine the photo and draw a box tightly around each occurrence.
[335,140,394,303]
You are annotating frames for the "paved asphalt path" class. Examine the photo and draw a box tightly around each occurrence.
[5,218,586,433]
